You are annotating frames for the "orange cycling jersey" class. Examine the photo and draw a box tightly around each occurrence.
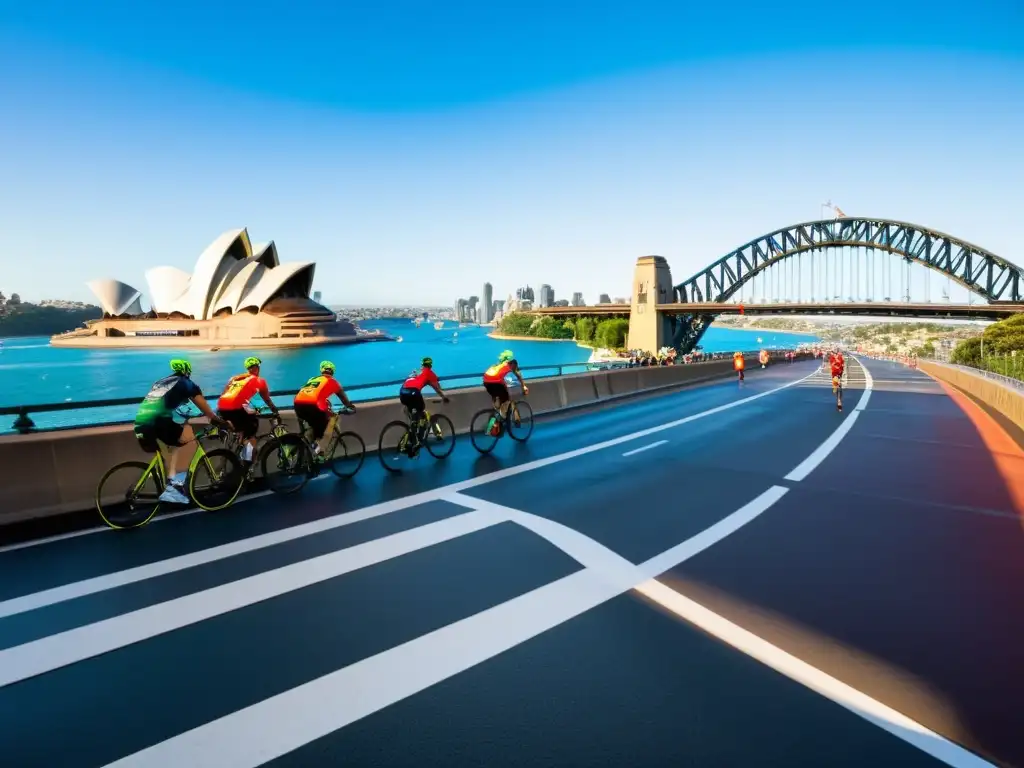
[218,374,267,410]
[294,375,342,411]
[483,361,515,384]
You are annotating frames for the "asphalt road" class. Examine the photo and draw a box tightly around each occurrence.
[1,357,1022,768]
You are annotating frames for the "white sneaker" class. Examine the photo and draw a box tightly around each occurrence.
[159,484,190,505]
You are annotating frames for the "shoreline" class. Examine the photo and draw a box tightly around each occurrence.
[717,323,820,338]
[487,332,578,343]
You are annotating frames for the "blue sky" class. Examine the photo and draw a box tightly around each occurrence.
[1,1,1022,306]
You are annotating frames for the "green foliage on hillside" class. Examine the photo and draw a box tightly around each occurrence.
[0,303,101,337]
[497,312,630,348]
[950,315,1024,368]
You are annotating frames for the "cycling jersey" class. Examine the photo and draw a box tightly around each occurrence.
[135,374,202,426]
[831,359,845,377]
[483,360,516,383]
[403,368,439,391]
[217,373,267,411]
[294,374,342,411]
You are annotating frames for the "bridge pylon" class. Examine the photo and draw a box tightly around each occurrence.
[627,256,674,353]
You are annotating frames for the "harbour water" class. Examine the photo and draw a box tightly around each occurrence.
[0,320,816,431]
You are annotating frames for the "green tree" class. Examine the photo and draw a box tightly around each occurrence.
[532,316,573,339]
[594,318,630,350]
[575,317,596,343]
[920,341,935,357]
[498,312,536,337]
[951,336,982,366]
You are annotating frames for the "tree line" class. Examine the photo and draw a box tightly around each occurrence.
[0,294,101,337]
[950,315,1024,368]
[498,312,632,349]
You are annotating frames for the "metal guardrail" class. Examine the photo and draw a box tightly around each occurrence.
[0,349,789,434]
[927,361,1024,392]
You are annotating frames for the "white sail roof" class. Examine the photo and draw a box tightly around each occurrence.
[91,229,319,319]
[86,279,143,316]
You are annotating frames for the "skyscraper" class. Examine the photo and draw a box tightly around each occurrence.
[313,291,322,304]
[571,292,584,306]
[598,293,611,304]
[467,296,479,323]
[482,283,493,323]
[539,284,554,308]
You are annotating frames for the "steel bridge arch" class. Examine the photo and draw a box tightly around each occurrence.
[674,217,1023,304]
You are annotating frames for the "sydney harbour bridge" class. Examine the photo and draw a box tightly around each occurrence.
[534,216,1024,353]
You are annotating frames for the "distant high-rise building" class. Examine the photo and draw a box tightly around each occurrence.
[553,299,570,307]
[482,283,493,323]
[313,291,322,303]
[598,293,611,304]
[493,299,504,313]
[613,297,627,304]
[538,284,553,308]
[516,286,535,303]
[571,292,584,306]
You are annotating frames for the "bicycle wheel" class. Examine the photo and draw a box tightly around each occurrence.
[378,421,414,472]
[328,430,366,479]
[424,414,456,459]
[260,434,312,494]
[469,409,500,454]
[96,461,162,530]
[189,448,246,510]
[507,400,534,442]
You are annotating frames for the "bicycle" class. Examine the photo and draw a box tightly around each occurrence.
[260,405,366,493]
[95,423,245,530]
[469,394,533,454]
[378,399,456,472]
[214,405,288,482]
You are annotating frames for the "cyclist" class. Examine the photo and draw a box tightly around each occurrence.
[217,356,280,469]
[400,357,450,450]
[293,360,356,461]
[733,351,745,381]
[483,349,529,435]
[831,350,846,411]
[133,359,228,505]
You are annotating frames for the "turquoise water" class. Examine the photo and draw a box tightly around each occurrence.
[0,320,816,430]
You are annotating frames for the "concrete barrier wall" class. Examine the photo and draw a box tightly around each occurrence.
[0,354,801,526]
[918,360,1024,433]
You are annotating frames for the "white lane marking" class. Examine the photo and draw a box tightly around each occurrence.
[633,581,995,768]
[0,368,817,619]
[451,495,993,768]
[100,568,629,768]
[97,362,880,768]
[97,488,790,768]
[784,357,873,483]
[622,439,667,457]
[0,509,504,689]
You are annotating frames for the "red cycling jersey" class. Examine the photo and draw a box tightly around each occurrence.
[483,360,516,384]
[831,357,845,377]
[403,367,439,391]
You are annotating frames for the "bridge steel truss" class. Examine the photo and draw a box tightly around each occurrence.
[667,217,1024,353]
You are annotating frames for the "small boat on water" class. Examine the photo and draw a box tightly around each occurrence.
[396,336,403,342]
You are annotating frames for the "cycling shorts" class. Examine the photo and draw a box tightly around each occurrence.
[399,386,426,415]
[295,403,330,440]
[219,408,259,439]
[133,416,185,453]
[485,381,510,403]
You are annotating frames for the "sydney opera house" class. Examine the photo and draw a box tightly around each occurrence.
[51,228,386,348]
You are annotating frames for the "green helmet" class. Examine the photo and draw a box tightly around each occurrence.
[170,359,192,377]
[244,356,262,369]
[320,360,336,375]
[421,356,433,367]
[498,349,514,363]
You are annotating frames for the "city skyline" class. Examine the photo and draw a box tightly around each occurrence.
[1,4,1021,306]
